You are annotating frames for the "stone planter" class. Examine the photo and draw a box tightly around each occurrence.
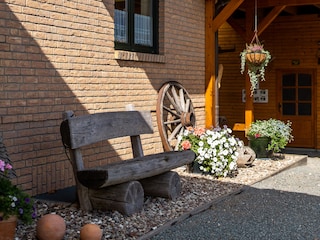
[248,136,272,158]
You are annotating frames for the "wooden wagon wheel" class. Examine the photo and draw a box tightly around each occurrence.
[156,81,196,151]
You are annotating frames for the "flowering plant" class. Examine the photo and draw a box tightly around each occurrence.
[247,118,294,153]
[178,126,242,177]
[240,43,272,95]
[0,156,36,224]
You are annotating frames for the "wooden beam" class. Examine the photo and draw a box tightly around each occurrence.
[255,0,320,8]
[283,6,298,15]
[258,6,287,35]
[212,0,245,32]
[205,0,215,128]
[227,17,246,40]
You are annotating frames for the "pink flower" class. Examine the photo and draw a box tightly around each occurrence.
[181,140,191,150]
[254,133,261,138]
[193,127,205,137]
[0,159,12,172]
[0,160,5,171]
[5,163,12,170]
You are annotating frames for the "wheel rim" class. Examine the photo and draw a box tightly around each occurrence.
[156,81,196,151]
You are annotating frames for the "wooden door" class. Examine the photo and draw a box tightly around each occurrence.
[277,70,316,148]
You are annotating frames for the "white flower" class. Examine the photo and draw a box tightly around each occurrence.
[179,126,241,177]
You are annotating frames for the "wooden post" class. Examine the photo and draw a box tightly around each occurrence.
[205,0,215,129]
[245,0,255,134]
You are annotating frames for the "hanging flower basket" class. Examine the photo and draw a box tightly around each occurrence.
[240,33,272,96]
[245,52,266,65]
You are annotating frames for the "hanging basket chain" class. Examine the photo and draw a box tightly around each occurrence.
[240,0,272,96]
[250,0,262,47]
[250,31,262,46]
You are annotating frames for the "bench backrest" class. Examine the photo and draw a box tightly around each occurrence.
[63,111,154,150]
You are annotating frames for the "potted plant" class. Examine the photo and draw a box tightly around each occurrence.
[178,126,242,177]
[240,43,272,96]
[247,118,294,158]
[0,138,36,238]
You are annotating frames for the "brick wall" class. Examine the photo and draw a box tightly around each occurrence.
[0,0,206,195]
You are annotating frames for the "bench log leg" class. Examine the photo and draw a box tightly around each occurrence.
[139,171,181,200]
[88,180,144,216]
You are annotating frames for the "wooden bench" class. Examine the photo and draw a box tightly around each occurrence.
[60,110,195,215]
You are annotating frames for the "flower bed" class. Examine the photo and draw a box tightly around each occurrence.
[178,126,242,177]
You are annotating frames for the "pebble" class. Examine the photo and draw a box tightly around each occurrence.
[16,154,304,240]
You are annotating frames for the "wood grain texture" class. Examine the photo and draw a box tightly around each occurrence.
[140,171,182,200]
[68,111,153,149]
[77,150,195,188]
[89,181,144,216]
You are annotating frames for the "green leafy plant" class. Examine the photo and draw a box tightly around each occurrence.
[178,126,242,177]
[0,159,36,224]
[247,118,294,153]
[240,43,272,95]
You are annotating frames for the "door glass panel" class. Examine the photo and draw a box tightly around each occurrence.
[282,88,295,101]
[282,103,295,115]
[282,74,296,86]
[298,103,311,115]
[298,88,312,101]
[298,74,312,86]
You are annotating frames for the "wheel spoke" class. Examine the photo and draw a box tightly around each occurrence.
[179,88,185,112]
[163,105,181,118]
[174,127,185,151]
[165,91,181,114]
[170,86,182,113]
[168,123,182,142]
[185,99,190,112]
[164,119,181,125]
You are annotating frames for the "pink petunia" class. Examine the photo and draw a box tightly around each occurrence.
[0,160,5,171]
[193,127,205,137]
[5,163,12,170]
[181,140,191,150]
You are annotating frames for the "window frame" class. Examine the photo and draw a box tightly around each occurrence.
[114,0,159,54]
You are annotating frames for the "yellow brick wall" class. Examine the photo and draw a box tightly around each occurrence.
[1,0,206,195]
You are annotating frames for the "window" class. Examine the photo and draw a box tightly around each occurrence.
[115,0,158,54]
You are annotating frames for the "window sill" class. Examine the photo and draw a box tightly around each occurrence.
[115,50,165,63]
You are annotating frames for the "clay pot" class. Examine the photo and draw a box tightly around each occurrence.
[0,215,17,240]
[80,223,103,240]
[36,214,66,240]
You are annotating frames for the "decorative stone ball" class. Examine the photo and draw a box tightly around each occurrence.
[36,214,66,240]
[80,223,103,240]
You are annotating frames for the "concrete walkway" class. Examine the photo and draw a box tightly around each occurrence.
[149,157,320,240]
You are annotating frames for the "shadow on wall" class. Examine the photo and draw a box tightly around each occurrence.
[1,2,122,196]
[2,0,206,197]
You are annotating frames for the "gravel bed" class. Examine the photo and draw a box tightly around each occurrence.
[15,154,305,240]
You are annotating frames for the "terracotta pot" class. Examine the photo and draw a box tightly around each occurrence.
[246,52,266,65]
[0,215,17,240]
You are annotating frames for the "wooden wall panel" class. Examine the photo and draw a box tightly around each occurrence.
[218,14,320,148]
